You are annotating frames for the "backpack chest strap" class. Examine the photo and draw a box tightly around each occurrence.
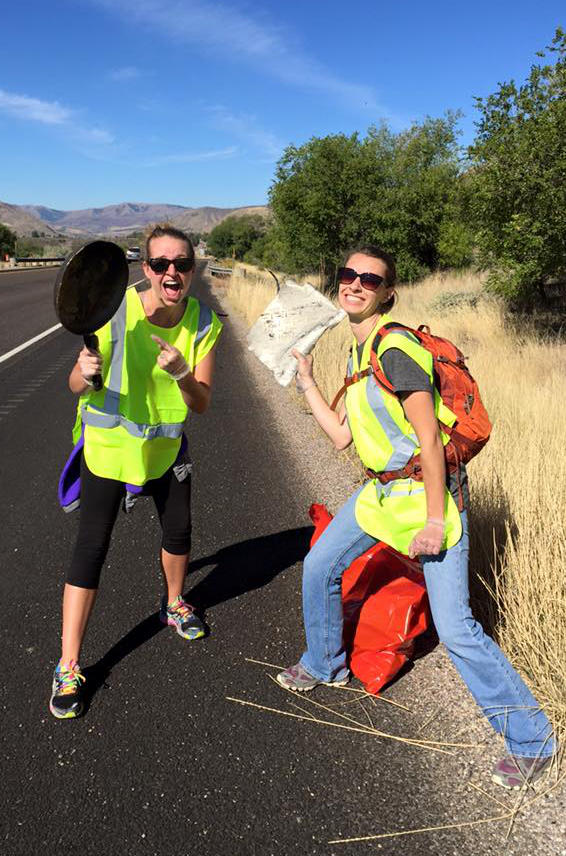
[330,367,373,412]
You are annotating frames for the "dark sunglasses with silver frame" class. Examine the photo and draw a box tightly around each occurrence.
[337,266,386,291]
[147,257,193,274]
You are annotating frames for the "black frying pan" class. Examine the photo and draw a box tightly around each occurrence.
[54,240,129,390]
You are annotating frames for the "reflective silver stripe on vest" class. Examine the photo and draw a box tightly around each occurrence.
[373,327,422,469]
[348,329,420,471]
[366,379,419,470]
[104,292,127,415]
[375,481,426,499]
[195,302,212,345]
[81,406,185,439]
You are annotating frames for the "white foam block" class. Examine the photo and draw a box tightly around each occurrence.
[247,280,346,386]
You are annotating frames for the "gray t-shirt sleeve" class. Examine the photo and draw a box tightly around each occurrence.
[380,348,433,394]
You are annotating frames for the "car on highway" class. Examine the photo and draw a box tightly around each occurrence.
[125,246,141,262]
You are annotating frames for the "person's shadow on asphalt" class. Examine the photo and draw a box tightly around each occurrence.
[81,526,312,709]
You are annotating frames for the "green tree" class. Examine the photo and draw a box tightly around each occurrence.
[436,171,476,269]
[355,115,465,280]
[207,214,266,260]
[0,223,17,256]
[268,133,361,275]
[267,115,466,283]
[468,29,566,305]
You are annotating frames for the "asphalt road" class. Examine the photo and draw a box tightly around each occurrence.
[0,264,481,855]
[0,266,62,355]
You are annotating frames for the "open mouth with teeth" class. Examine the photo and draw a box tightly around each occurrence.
[162,279,182,299]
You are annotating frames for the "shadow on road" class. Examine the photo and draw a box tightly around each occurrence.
[82,526,312,707]
[82,612,164,710]
[186,525,312,610]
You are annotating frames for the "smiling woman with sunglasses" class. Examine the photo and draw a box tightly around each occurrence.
[277,244,555,789]
[49,224,223,720]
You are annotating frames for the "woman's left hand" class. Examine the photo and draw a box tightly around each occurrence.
[151,335,191,380]
[408,521,445,559]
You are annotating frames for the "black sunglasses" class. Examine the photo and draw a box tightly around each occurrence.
[337,267,385,291]
[148,256,193,274]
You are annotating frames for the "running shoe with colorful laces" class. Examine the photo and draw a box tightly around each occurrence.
[49,660,85,719]
[276,662,349,691]
[160,595,205,640]
[492,755,553,789]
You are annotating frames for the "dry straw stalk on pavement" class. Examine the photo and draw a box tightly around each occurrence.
[244,657,412,711]
[227,667,478,755]
[327,771,566,844]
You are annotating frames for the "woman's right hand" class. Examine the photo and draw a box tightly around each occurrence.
[408,521,445,559]
[291,348,314,392]
[77,345,103,384]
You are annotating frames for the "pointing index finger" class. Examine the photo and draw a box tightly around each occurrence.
[151,334,171,351]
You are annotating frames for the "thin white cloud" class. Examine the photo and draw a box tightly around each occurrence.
[0,89,71,124]
[0,87,115,147]
[109,66,143,82]
[75,126,116,145]
[141,145,238,166]
[88,0,380,109]
[206,105,284,161]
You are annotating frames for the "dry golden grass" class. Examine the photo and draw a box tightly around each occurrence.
[225,264,278,326]
[226,263,324,327]
[224,265,566,751]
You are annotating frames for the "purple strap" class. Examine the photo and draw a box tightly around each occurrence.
[58,430,188,513]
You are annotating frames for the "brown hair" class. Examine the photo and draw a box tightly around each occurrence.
[145,223,195,269]
[343,244,397,312]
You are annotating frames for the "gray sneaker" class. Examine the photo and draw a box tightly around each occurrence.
[160,595,205,640]
[276,662,349,692]
[492,754,553,789]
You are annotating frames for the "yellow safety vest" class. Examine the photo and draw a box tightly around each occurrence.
[73,286,223,485]
[346,314,462,555]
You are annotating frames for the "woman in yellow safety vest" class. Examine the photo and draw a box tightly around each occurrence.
[50,225,222,720]
[277,245,554,789]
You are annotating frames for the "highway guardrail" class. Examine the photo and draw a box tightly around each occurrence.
[207,264,233,277]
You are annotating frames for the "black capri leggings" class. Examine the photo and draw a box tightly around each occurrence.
[67,455,192,589]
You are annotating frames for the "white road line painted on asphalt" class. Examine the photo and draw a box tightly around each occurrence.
[0,277,146,366]
[0,323,62,364]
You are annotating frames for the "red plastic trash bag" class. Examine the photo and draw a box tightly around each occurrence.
[309,503,430,695]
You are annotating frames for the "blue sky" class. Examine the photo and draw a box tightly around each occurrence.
[0,0,563,210]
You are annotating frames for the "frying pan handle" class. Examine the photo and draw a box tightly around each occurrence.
[83,333,103,392]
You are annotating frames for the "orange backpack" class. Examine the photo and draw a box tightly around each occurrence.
[332,322,492,506]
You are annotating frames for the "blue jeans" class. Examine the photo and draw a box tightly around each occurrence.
[300,486,554,759]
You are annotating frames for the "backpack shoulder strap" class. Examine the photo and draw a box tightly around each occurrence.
[330,367,373,411]
[329,323,418,411]
[369,322,415,395]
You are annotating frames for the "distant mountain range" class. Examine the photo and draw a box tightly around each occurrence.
[0,200,269,237]
[0,201,59,237]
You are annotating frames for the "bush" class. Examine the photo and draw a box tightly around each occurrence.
[437,220,475,269]
[16,237,45,257]
[207,214,267,261]
[428,290,480,313]
[0,223,16,256]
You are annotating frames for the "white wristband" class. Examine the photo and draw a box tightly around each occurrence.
[296,378,317,394]
[170,363,191,381]
[426,518,445,528]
